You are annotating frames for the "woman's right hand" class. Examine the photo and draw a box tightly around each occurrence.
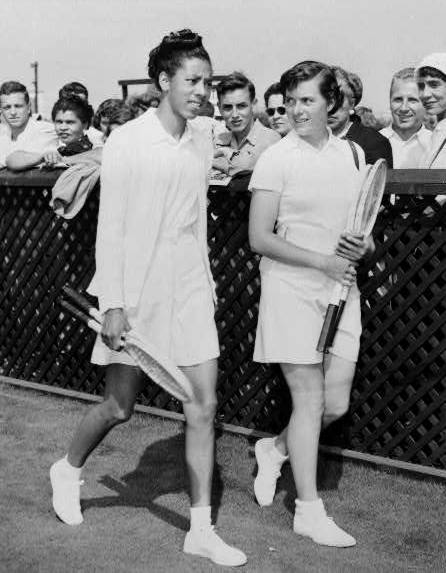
[101,308,130,351]
[322,254,357,286]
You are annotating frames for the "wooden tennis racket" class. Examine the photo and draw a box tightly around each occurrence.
[316,159,388,353]
[60,286,194,403]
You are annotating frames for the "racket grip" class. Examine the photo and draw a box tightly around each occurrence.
[317,303,338,353]
[325,285,350,350]
[62,285,102,323]
[59,299,102,334]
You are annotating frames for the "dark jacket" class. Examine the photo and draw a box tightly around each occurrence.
[346,121,393,167]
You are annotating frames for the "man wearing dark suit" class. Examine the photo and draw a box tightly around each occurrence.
[328,67,393,167]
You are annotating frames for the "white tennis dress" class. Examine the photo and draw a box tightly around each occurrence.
[249,130,366,364]
[90,111,219,367]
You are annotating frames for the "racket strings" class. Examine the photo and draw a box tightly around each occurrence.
[126,342,190,401]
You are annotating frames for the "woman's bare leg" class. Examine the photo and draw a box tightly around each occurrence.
[68,363,145,467]
[281,362,324,501]
[181,358,218,507]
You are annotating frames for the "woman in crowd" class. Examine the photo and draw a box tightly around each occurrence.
[40,96,102,166]
[249,61,374,547]
[93,98,134,140]
[49,29,246,568]
[264,82,292,137]
[328,67,393,166]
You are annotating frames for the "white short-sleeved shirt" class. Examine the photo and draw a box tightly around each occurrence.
[0,118,58,167]
[380,125,431,168]
[249,130,365,272]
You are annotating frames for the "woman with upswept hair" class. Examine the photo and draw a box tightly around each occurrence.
[49,29,246,568]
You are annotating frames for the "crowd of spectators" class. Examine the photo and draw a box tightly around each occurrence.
[0,51,445,182]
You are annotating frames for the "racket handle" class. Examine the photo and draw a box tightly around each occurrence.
[317,303,338,353]
[59,299,102,334]
[62,285,102,323]
[325,285,351,350]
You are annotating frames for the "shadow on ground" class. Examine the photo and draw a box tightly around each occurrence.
[82,432,224,531]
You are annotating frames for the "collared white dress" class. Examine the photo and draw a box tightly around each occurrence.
[249,130,365,364]
[90,111,219,367]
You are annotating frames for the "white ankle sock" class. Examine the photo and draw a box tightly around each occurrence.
[295,498,325,516]
[59,456,83,479]
[190,505,212,531]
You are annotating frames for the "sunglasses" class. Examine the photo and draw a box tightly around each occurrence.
[265,106,286,117]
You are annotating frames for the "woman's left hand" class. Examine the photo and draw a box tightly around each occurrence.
[336,232,373,262]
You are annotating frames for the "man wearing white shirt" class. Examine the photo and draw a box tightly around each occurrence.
[380,68,431,168]
[416,53,446,169]
[0,81,58,170]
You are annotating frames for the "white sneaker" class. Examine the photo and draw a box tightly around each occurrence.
[183,526,247,567]
[254,437,287,506]
[50,459,84,525]
[293,499,356,547]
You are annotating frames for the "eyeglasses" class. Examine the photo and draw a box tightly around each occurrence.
[265,106,286,117]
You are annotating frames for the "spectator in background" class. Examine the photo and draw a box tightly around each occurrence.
[264,82,292,137]
[127,92,161,117]
[213,72,280,176]
[93,99,134,140]
[328,67,393,166]
[59,81,103,147]
[380,68,431,168]
[416,53,446,169]
[0,81,58,171]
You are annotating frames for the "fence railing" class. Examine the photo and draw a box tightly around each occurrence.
[1,168,445,470]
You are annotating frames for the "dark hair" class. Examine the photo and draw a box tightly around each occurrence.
[59,82,89,100]
[263,82,282,107]
[93,98,125,129]
[0,81,30,104]
[51,96,93,127]
[280,61,343,115]
[216,71,256,102]
[106,102,134,129]
[331,67,363,107]
[417,66,446,83]
[147,29,211,91]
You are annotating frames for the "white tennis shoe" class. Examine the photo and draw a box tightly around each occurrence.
[183,526,247,567]
[254,437,288,506]
[293,498,356,547]
[50,459,84,525]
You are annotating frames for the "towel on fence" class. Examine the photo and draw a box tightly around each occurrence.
[50,162,100,219]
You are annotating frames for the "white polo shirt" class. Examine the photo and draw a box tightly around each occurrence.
[0,118,58,168]
[380,125,431,168]
[249,129,366,258]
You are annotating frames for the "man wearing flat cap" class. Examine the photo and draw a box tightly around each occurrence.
[416,53,446,168]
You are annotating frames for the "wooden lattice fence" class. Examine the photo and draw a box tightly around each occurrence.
[0,169,445,469]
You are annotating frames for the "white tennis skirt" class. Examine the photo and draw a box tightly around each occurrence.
[254,265,361,365]
[91,232,219,368]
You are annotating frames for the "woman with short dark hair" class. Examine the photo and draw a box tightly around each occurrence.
[250,61,374,547]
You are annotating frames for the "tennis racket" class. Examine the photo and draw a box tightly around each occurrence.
[60,286,194,403]
[316,158,388,353]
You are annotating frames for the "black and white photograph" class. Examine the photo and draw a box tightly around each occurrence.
[1,1,445,571]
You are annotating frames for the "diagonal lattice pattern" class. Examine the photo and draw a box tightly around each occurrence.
[0,170,445,468]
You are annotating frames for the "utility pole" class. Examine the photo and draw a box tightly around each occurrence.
[30,61,39,114]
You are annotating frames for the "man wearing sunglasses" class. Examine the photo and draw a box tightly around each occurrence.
[264,83,291,137]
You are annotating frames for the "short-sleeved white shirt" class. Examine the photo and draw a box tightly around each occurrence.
[380,125,431,168]
[0,118,58,168]
[249,129,365,266]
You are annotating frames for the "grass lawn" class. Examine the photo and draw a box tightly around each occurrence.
[1,382,445,573]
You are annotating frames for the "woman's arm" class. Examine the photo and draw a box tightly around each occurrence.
[5,150,45,171]
[249,189,357,285]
